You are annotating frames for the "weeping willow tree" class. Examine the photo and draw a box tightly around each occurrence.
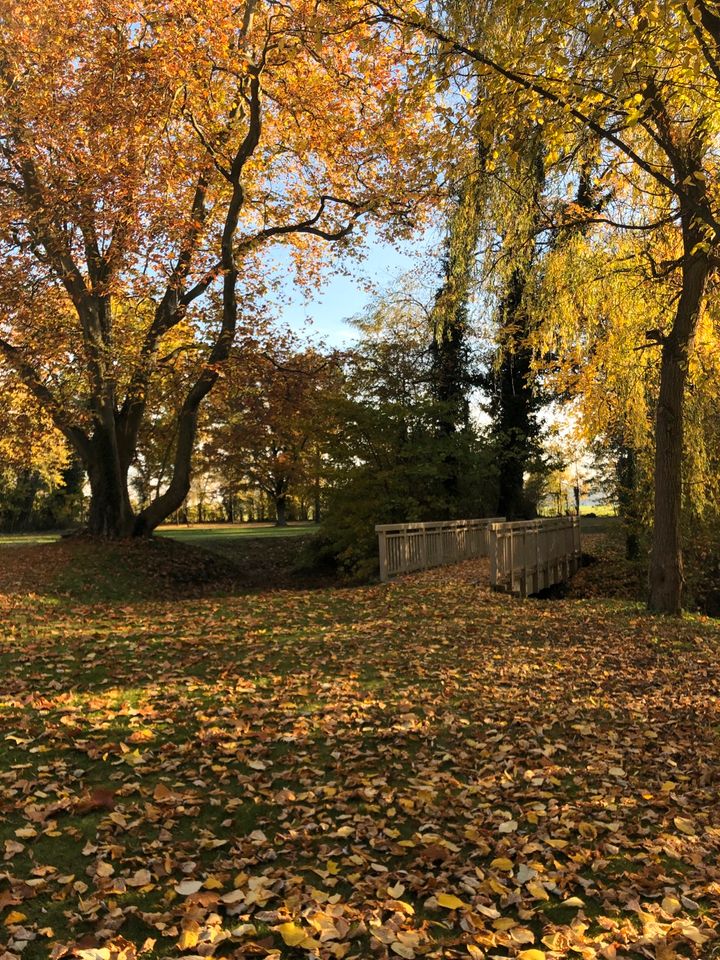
[383,0,720,613]
[429,147,487,438]
[531,222,720,575]
[483,128,548,520]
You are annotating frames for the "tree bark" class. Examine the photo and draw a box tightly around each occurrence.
[616,444,641,561]
[85,428,135,538]
[492,268,539,521]
[648,245,710,613]
[11,469,42,531]
[275,495,288,527]
[314,475,321,523]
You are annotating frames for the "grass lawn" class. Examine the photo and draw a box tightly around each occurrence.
[158,522,316,543]
[0,522,315,550]
[0,533,64,546]
[0,531,719,960]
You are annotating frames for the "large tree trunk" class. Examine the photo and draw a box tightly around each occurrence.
[275,494,288,527]
[648,247,710,614]
[492,270,538,521]
[314,476,321,524]
[12,469,42,531]
[616,444,641,561]
[85,429,135,538]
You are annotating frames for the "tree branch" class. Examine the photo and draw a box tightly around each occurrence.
[373,3,720,238]
[0,337,90,459]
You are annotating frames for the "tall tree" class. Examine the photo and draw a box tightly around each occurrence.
[0,0,440,538]
[486,129,546,520]
[203,340,341,528]
[429,153,486,433]
[381,0,720,612]
[428,151,487,508]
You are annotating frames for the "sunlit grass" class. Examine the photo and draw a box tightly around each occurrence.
[0,535,718,959]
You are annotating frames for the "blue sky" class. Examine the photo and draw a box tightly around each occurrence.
[269,229,440,347]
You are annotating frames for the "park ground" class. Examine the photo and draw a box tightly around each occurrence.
[0,521,719,960]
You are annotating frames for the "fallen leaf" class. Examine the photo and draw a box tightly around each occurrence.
[436,893,468,910]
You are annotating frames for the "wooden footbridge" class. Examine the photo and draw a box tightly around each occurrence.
[376,516,581,596]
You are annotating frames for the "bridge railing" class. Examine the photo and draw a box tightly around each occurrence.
[376,518,505,582]
[489,517,581,597]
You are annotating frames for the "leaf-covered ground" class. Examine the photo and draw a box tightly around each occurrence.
[1,533,719,960]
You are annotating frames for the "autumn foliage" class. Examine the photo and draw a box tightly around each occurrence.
[0,0,440,537]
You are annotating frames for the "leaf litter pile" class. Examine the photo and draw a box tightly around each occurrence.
[1,543,719,960]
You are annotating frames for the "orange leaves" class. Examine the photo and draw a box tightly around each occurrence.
[73,788,116,815]
[1,545,720,959]
[0,0,443,528]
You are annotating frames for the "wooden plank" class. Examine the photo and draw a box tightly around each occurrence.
[375,517,505,580]
[488,517,582,595]
[378,529,388,582]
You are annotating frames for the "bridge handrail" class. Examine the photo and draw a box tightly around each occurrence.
[375,517,505,582]
[489,516,582,597]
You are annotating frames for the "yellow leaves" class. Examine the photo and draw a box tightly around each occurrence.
[436,893,468,910]
[4,495,720,960]
[517,951,546,960]
[487,877,510,896]
[525,881,549,901]
[542,933,567,951]
[673,921,708,945]
[274,921,318,949]
[560,896,584,908]
[4,912,27,926]
[661,895,681,916]
[387,899,415,916]
[690,240,711,256]
[120,747,143,766]
[673,816,696,836]
[177,922,200,950]
[509,928,535,946]
[275,922,306,947]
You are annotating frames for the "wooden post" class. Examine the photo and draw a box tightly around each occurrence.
[378,528,388,582]
[490,524,499,588]
[509,528,515,594]
[574,517,581,573]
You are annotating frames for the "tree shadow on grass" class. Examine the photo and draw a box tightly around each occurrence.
[0,533,337,606]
